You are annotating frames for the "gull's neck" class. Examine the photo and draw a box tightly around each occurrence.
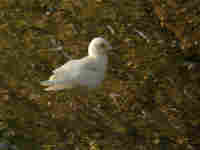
[88,49,108,70]
[89,53,107,58]
[88,44,108,66]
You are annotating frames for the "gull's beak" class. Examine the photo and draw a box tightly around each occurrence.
[108,45,112,50]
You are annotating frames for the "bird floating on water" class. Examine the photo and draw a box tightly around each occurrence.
[40,37,112,91]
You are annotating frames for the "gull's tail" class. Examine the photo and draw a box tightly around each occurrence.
[40,75,73,91]
[44,84,68,91]
[40,80,54,86]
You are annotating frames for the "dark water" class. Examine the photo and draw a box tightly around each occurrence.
[0,0,200,150]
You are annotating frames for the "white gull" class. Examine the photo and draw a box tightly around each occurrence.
[40,37,112,91]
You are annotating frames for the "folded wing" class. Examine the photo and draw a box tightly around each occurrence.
[40,56,104,91]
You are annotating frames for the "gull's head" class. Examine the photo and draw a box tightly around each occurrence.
[88,37,112,57]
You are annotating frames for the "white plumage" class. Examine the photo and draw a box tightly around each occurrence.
[40,37,112,91]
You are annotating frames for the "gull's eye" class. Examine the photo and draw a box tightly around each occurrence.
[99,43,106,49]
